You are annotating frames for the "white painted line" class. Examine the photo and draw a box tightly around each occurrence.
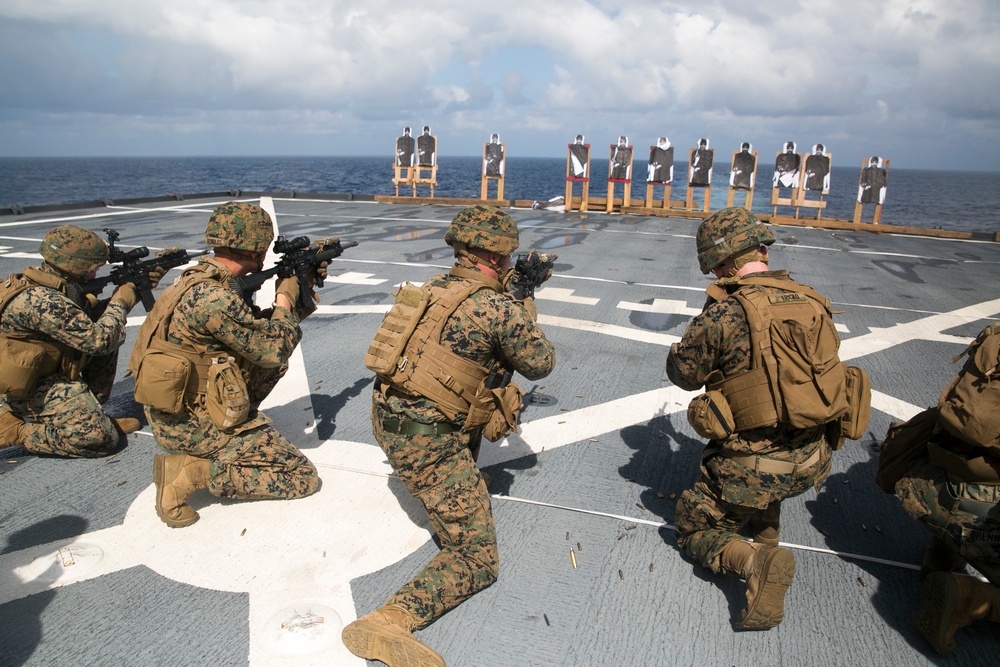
[537,313,679,347]
[325,271,386,285]
[534,287,599,305]
[839,297,1000,361]
[617,298,700,316]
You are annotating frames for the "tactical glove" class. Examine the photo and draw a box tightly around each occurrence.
[110,283,140,311]
[275,276,300,309]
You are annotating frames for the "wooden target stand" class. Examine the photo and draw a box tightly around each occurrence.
[794,152,831,218]
[853,158,890,225]
[726,149,758,209]
[565,143,591,212]
[413,134,439,197]
[481,141,505,200]
[645,181,673,210]
[606,142,634,213]
[391,164,415,197]
[685,147,711,212]
[770,150,802,216]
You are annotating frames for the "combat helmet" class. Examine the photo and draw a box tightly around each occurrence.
[38,225,109,277]
[205,202,274,253]
[444,205,519,256]
[695,207,775,274]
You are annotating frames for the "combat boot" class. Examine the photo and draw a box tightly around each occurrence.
[0,409,25,448]
[153,454,210,528]
[913,572,1000,656]
[342,603,445,667]
[720,539,796,630]
[750,501,781,547]
[112,417,141,436]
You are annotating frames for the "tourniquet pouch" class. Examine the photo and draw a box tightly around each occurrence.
[687,389,735,440]
[938,322,1000,452]
[834,365,872,448]
[133,343,191,414]
[206,356,250,430]
[482,382,524,442]
[876,406,938,493]
[0,337,59,400]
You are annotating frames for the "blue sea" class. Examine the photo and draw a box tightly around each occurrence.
[1,156,997,234]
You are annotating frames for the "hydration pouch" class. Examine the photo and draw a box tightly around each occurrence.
[482,382,524,442]
[133,347,191,414]
[206,356,250,430]
[0,337,60,400]
[687,390,736,440]
[834,365,872,447]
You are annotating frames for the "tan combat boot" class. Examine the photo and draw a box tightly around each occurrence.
[153,454,211,528]
[750,501,781,547]
[913,571,1000,656]
[112,417,141,436]
[0,409,25,448]
[342,603,445,667]
[721,539,796,630]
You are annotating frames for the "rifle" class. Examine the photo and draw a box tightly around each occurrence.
[231,235,359,312]
[79,228,208,311]
[507,250,557,300]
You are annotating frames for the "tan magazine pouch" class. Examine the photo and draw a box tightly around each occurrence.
[206,356,250,430]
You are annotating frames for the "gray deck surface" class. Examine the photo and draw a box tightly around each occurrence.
[1,196,998,666]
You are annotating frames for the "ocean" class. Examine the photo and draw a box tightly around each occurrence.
[1,156,998,234]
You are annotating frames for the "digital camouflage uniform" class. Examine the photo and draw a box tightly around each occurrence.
[667,269,832,571]
[0,225,135,458]
[372,267,555,626]
[663,206,842,632]
[895,452,1000,586]
[890,322,1000,654]
[143,255,318,500]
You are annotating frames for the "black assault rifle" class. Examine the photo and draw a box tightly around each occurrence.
[231,235,359,312]
[507,250,557,300]
[79,228,208,311]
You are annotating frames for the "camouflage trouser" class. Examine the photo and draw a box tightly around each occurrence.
[896,463,1000,586]
[2,369,119,458]
[373,416,498,629]
[675,437,831,573]
[147,362,318,500]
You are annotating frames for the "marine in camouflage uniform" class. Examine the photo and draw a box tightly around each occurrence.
[343,206,556,667]
[0,225,156,457]
[666,207,835,630]
[132,202,320,528]
[891,323,1000,655]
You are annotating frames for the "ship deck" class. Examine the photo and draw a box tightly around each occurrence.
[1,195,999,666]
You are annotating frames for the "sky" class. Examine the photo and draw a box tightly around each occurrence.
[1,0,998,171]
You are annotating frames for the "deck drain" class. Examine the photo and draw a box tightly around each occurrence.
[262,603,341,656]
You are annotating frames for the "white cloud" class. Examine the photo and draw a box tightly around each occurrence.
[0,0,997,168]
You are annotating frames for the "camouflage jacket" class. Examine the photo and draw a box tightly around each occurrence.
[375,264,556,424]
[160,257,302,368]
[667,269,828,457]
[0,263,128,357]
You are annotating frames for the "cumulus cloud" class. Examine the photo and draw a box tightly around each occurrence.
[0,0,997,168]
